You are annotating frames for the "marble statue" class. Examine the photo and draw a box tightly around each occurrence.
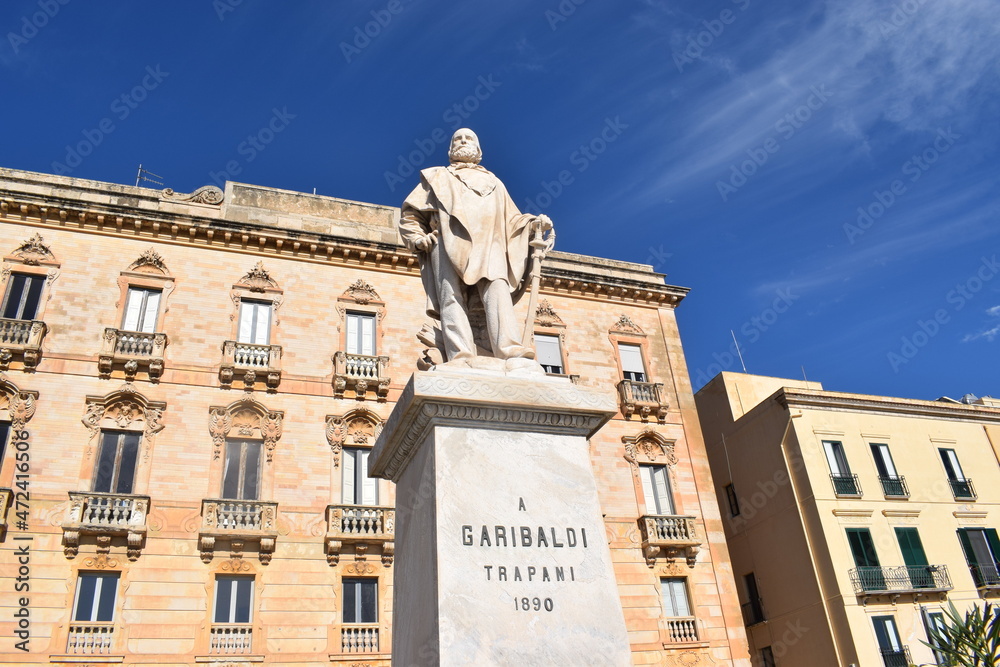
[400,128,553,370]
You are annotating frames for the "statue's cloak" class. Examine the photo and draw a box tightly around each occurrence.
[401,165,534,318]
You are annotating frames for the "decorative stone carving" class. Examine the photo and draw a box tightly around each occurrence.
[0,376,38,431]
[236,261,279,292]
[534,299,565,327]
[161,185,224,205]
[326,408,383,468]
[11,233,55,265]
[622,430,678,467]
[207,397,284,461]
[611,314,644,335]
[127,248,169,274]
[198,499,278,564]
[81,389,166,442]
[343,279,381,305]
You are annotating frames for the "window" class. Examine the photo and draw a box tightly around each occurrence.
[343,578,377,624]
[533,333,563,374]
[847,528,884,591]
[93,431,140,494]
[1,273,44,320]
[957,528,1000,588]
[346,312,376,356]
[214,576,253,624]
[895,527,935,588]
[121,287,161,333]
[742,572,764,624]
[823,440,860,496]
[238,300,272,345]
[725,484,741,517]
[222,439,262,500]
[73,572,119,622]
[660,578,691,617]
[617,343,646,382]
[872,615,907,667]
[870,443,907,497]
[923,610,949,665]
[639,464,674,515]
[0,421,9,475]
[759,646,776,667]
[343,447,378,505]
[940,448,976,500]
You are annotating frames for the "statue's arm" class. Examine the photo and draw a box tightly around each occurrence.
[400,204,438,252]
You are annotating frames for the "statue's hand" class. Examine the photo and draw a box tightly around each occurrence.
[535,214,553,232]
[413,231,437,252]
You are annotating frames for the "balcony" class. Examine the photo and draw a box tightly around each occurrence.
[66,623,114,655]
[0,487,11,539]
[198,499,278,564]
[830,473,862,497]
[0,318,46,371]
[639,514,700,567]
[880,646,911,667]
[98,328,167,381]
[210,624,253,655]
[849,565,953,596]
[62,492,149,560]
[950,478,977,501]
[326,504,395,565]
[617,379,668,423]
[969,564,1000,593]
[333,351,390,401]
[741,598,766,626]
[662,617,699,643]
[342,623,379,653]
[219,340,282,390]
[878,475,909,499]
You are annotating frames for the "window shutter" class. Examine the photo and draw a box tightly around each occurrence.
[618,343,645,377]
[140,290,160,333]
[957,529,978,566]
[823,442,842,475]
[639,465,657,515]
[894,527,928,567]
[360,449,377,505]
[343,449,357,504]
[254,303,271,345]
[238,303,254,343]
[534,334,563,371]
[361,315,375,356]
[21,275,43,320]
[652,467,673,514]
[662,579,690,617]
[116,433,140,494]
[222,441,241,499]
[346,314,359,355]
[93,432,119,493]
[123,288,144,331]
[987,529,1000,566]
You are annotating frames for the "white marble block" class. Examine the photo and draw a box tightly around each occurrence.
[370,370,632,666]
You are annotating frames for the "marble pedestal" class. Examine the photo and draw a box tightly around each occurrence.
[370,369,632,666]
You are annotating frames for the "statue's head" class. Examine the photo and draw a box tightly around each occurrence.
[449,128,482,165]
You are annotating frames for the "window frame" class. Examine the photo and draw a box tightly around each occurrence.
[660,577,692,618]
[92,430,141,495]
[342,446,378,506]
[121,286,162,333]
[213,575,254,624]
[1,272,45,321]
[617,342,647,382]
[345,311,377,356]
[342,577,378,624]
[73,572,119,623]
[237,299,273,346]
[221,438,263,501]
[532,332,565,375]
[725,483,741,517]
[639,463,674,515]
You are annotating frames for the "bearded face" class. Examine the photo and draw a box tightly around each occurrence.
[449,129,482,164]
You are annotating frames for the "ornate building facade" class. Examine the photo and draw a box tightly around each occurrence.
[0,167,749,666]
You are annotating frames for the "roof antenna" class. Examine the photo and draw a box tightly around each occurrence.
[135,164,164,188]
[731,330,747,373]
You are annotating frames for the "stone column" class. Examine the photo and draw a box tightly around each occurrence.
[370,370,632,666]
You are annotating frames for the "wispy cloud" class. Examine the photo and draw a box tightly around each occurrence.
[963,305,1000,343]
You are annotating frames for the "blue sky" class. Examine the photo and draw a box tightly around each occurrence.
[2,1,998,400]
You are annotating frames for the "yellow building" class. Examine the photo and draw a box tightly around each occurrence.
[0,166,750,666]
[696,372,1000,667]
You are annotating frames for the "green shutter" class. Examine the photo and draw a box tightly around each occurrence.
[847,529,880,567]
[957,529,978,566]
[987,529,1000,565]
[895,527,928,567]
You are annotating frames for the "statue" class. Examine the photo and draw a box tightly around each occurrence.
[400,128,554,371]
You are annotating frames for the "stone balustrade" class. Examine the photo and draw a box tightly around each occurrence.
[332,351,390,400]
[326,504,395,565]
[66,623,114,655]
[210,624,253,655]
[219,340,282,389]
[616,379,668,423]
[342,624,379,653]
[198,499,278,564]
[98,328,167,381]
[639,514,701,566]
[662,617,699,643]
[0,317,46,370]
[62,491,149,560]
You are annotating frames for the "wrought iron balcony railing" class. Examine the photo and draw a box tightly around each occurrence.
[969,563,1000,591]
[830,473,862,497]
[849,565,953,595]
[950,478,977,501]
[879,645,911,667]
[66,623,114,655]
[616,379,668,423]
[639,514,700,566]
[333,351,390,400]
[210,624,253,655]
[0,317,45,370]
[62,492,149,560]
[98,328,167,381]
[220,340,282,389]
[741,598,766,626]
[878,475,909,498]
[326,504,395,565]
[199,498,277,564]
[662,617,699,643]
[342,623,379,653]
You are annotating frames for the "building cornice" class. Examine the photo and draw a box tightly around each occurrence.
[0,190,686,308]
[776,388,1000,423]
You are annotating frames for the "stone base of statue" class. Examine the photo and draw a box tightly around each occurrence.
[369,368,632,666]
